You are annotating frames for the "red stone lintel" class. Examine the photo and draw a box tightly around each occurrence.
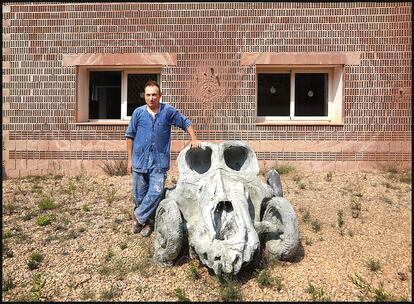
[241,52,361,66]
[62,53,177,66]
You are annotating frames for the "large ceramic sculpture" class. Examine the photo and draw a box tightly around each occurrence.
[153,141,299,275]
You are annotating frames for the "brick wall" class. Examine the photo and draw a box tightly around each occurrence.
[2,2,412,177]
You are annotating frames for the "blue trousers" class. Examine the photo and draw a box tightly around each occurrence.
[132,169,166,225]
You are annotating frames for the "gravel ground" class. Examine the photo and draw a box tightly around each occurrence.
[2,168,412,301]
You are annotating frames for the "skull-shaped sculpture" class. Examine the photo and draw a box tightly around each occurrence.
[153,141,299,275]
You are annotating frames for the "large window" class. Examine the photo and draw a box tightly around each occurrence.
[256,66,343,125]
[77,67,160,122]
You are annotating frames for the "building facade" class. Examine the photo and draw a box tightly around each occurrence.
[2,2,412,177]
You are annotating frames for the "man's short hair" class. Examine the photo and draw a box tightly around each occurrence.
[144,80,161,94]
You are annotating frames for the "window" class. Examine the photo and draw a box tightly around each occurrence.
[77,67,160,122]
[256,66,344,125]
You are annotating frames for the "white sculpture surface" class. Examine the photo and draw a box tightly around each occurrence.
[153,141,299,275]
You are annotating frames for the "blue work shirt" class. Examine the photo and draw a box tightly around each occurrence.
[125,103,192,173]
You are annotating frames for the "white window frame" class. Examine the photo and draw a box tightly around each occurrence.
[256,65,343,125]
[76,66,161,123]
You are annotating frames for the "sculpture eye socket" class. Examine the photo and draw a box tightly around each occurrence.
[224,146,249,171]
[185,147,212,174]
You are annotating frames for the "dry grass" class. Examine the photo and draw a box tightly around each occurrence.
[2,168,412,301]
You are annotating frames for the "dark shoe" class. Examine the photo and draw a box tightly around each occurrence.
[140,223,153,237]
[132,212,142,234]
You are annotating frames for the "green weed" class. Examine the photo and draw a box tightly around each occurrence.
[274,164,295,175]
[100,285,122,300]
[218,276,243,301]
[311,220,321,232]
[38,196,57,210]
[173,288,190,302]
[366,258,381,272]
[349,273,396,301]
[27,251,44,270]
[305,282,330,302]
[36,215,52,226]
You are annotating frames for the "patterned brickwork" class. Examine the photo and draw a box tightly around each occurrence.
[2,2,412,176]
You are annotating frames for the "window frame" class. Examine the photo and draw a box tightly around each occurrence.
[256,65,343,125]
[76,66,161,124]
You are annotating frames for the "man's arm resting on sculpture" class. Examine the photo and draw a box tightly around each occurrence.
[186,125,201,149]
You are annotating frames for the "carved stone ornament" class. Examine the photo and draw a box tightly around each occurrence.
[153,141,299,275]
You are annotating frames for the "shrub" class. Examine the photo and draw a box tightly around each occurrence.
[311,220,321,232]
[274,164,295,175]
[219,276,243,302]
[27,251,44,270]
[101,160,128,176]
[173,288,190,302]
[36,215,52,226]
[305,282,330,302]
[366,258,381,272]
[38,196,57,210]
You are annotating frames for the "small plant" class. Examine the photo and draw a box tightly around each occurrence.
[36,215,52,226]
[81,203,90,212]
[302,208,311,223]
[256,269,273,288]
[399,171,411,184]
[120,242,128,250]
[337,209,345,235]
[31,184,43,194]
[81,289,96,300]
[2,276,15,292]
[304,236,313,246]
[30,273,45,301]
[275,164,295,175]
[218,276,243,302]
[366,258,381,272]
[274,276,283,292]
[350,199,361,218]
[105,248,115,261]
[188,261,201,280]
[298,182,306,189]
[3,228,13,239]
[98,265,112,276]
[305,282,330,302]
[293,174,302,182]
[311,220,321,232]
[27,251,44,270]
[60,181,76,195]
[100,285,122,300]
[325,172,333,182]
[38,196,57,210]
[106,188,117,206]
[397,271,407,281]
[173,287,190,302]
[349,273,395,301]
[101,160,128,176]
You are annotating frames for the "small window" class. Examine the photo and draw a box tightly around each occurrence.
[256,66,343,125]
[77,67,160,122]
[294,73,328,117]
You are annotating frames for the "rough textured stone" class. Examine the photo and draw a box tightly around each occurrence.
[153,140,299,275]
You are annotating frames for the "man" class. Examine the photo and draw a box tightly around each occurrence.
[125,80,200,237]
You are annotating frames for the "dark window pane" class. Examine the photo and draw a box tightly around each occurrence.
[89,71,121,119]
[257,73,290,116]
[127,74,158,116]
[295,73,328,116]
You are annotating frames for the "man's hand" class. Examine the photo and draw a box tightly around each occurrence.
[186,125,201,149]
[189,139,201,149]
[127,160,132,174]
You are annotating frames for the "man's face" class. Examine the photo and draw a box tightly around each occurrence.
[144,85,161,111]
